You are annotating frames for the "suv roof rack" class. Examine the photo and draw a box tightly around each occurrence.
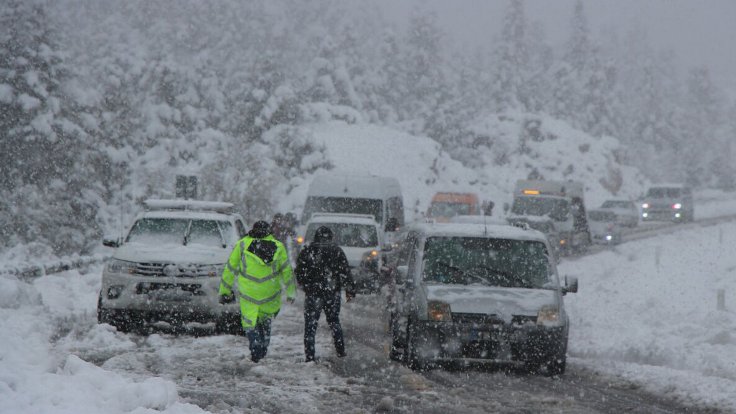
[143,199,235,214]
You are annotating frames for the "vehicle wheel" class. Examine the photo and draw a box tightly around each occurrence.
[524,360,542,374]
[388,312,404,361]
[405,319,427,371]
[545,353,566,376]
[96,294,112,325]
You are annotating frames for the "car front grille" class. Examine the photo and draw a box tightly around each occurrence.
[132,262,218,278]
[451,313,505,325]
[451,313,537,326]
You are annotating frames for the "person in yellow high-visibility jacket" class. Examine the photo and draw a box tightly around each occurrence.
[219,220,296,362]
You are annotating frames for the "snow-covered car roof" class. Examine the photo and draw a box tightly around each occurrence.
[449,215,507,226]
[143,198,235,213]
[505,213,556,223]
[307,174,401,199]
[138,210,239,222]
[649,183,688,188]
[407,222,548,243]
[306,213,379,226]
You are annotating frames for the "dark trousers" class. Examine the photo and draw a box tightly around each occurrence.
[304,292,344,361]
[245,317,272,362]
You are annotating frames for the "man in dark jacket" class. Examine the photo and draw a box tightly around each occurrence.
[295,226,356,362]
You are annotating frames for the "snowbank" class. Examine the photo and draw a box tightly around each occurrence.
[560,220,736,411]
[0,271,206,414]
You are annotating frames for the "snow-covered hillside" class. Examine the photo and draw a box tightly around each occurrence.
[277,117,649,222]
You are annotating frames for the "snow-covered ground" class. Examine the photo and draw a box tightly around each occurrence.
[561,219,736,411]
[3,195,736,412]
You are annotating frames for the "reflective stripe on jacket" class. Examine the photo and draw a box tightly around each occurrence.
[219,235,295,329]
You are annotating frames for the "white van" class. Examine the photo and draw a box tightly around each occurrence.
[301,174,405,232]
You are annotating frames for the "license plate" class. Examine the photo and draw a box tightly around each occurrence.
[150,289,193,302]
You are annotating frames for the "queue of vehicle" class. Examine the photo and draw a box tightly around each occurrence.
[97,173,697,376]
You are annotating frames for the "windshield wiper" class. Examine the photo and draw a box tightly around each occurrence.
[182,220,193,246]
[215,221,228,248]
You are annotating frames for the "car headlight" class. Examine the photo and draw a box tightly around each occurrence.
[427,300,452,322]
[642,203,649,209]
[107,259,136,274]
[537,305,560,326]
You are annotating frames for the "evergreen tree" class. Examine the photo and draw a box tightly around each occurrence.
[0,0,101,253]
[491,0,530,110]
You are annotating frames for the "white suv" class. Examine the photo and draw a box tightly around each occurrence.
[97,199,247,333]
[299,213,384,293]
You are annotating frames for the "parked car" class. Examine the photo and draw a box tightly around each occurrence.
[385,222,577,375]
[640,184,695,223]
[300,213,385,293]
[599,199,639,227]
[97,199,247,334]
[588,209,622,245]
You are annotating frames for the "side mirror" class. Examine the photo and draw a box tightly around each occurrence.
[396,265,409,285]
[562,276,578,295]
[102,236,121,248]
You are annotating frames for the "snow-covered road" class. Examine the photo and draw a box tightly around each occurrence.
[3,199,736,413]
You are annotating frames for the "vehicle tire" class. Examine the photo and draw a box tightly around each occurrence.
[388,312,404,361]
[524,360,542,374]
[96,294,112,325]
[405,319,427,371]
[545,353,566,376]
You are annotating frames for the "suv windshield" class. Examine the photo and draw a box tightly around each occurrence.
[588,211,617,222]
[601,200,632,209]
[422,237,552,288]
[511,197,569,221]
[306,223,378,248]
[429,202,471,218]
[126,218,234,246]
[303,197,382,224]
[646,188,681,198]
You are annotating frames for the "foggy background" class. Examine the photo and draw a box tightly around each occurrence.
[381,0,736,91]
[1,0,735,256]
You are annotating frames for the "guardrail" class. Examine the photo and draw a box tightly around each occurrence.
[0,253,108,281]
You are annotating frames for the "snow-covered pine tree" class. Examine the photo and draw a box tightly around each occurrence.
[0,0,101,254]
[491,0,531,111]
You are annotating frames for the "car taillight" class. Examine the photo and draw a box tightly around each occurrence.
[672,203,682,209]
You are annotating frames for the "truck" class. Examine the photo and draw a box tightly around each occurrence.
[508,180,591,254]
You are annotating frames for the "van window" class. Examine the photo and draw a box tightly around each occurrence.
[302,196,382,224]
[422,237,551,289]
[305,223,378,248]
[646,188,681,198]
[429,202,471,218]
[511,197,569,221]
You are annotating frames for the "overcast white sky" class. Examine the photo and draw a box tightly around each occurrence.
[377,0,736,94]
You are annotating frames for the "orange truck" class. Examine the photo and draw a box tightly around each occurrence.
[426,192,481,222]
